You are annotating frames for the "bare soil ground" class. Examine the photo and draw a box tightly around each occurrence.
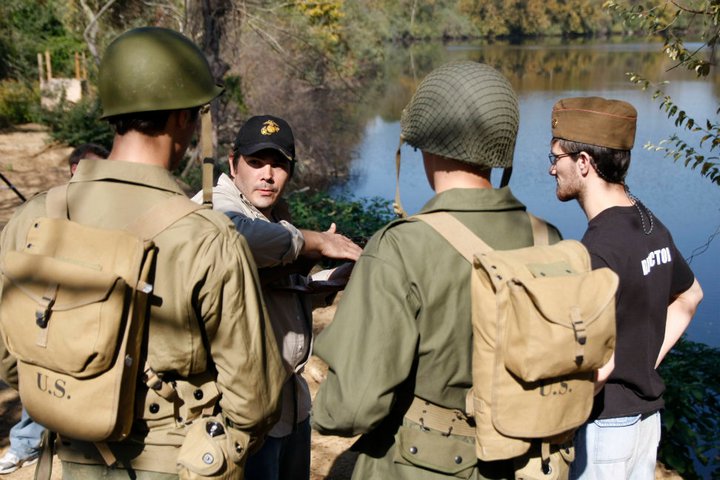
[0,125,680,479]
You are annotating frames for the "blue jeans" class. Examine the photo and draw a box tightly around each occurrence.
[244,418,311,480]
[9,407,44,459]
[570,411,661,480]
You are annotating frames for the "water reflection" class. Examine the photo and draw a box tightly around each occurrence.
[333,39,720,347]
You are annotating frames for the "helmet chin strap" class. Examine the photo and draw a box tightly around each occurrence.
[500,167,513,188]
[200,107,214,207]
[393,136,408,219]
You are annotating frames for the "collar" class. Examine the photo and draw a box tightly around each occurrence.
[71,159,185,194]
[214,173,270,221]
[418,186,526,214]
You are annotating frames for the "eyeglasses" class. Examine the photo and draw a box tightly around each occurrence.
[548,151,579,166]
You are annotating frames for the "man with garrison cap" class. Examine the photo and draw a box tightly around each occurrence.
[0,27,284,478]
[312,61,561,479]
[548,97,703,479]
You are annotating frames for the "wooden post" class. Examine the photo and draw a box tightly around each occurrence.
[75,52,80,79]
[44,50,52,81]
[37,53,44,85]
[81,52,87,79]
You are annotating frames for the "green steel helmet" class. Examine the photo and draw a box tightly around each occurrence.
[400,61,519,168]
[99,27,224,118]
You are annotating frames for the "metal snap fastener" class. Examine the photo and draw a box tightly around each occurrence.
[194,389,204,400]
[454,455,463,464]
[148,403,159,414]
[409,446,418,454]
[202,453,214,465]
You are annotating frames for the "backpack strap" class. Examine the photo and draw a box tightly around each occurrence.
[124,194,205,240]
[413,211,551,261]
[413,212,491,262]
[528,212,549,246]
[45,184,204,239]
[45,184,69,219]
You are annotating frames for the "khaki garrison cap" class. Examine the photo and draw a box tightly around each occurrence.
[551,97,637,150]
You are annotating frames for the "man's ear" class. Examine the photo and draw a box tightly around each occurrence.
[228,152,238,178]
[576,152,592,177]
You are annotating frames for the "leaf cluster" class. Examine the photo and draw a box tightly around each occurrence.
[658,338,720,479]
[287,190,394,249]
[606,1,720,187]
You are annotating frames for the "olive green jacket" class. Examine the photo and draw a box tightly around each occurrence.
[312,187,561,480]
[0,160,285,473]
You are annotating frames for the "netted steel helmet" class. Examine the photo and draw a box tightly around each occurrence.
[401,61,518,168]
[99,27,224,118]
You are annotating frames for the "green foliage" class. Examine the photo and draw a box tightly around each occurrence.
[605,0,720,187]
[287,190,394,247]
[39,96,113,149]
[658,338,720,479]
[0,0,85,82]
[0,79,39,127]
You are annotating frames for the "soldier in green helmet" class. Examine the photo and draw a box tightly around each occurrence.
[0,27,284,478]
[312,61,562,479]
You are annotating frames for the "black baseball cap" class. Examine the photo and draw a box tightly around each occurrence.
[232,115,296,162]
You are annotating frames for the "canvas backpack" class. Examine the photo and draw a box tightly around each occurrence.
[413,211,618,474]
[0,184,203,450]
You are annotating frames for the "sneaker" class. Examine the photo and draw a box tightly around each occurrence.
[0,451,39,475]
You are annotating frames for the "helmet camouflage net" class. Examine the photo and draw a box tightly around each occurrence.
[401,61,518,169]
[99,27,224,118]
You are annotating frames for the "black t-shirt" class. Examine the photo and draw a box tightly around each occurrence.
[582,206,694,419]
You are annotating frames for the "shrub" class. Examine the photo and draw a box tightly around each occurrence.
[39,96,113,149]
[287,190,395,248]
[659,337,720,479]
[0,79,39,127]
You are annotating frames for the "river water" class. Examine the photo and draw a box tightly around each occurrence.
[333,39,720,348]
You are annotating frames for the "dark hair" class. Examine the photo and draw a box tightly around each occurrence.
[69,143,110,168]
[106,107,200,136]
[554,137,631,184]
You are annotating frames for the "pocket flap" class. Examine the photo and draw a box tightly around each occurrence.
[511,267,618,327]
[177,419,226,477]
[2,250,122,311]
[395,425,476,476]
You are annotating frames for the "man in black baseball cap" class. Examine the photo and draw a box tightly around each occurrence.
[232,114,296,167]
[193,114,360,480]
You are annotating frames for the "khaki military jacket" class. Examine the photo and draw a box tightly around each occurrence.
[0,160,285,473]
[312,187,561,480]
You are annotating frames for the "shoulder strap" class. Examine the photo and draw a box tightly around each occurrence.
[413,212,490,262]
[45,184,204,240]
[124,195,205,240]
[528,212,549,246]
[413,211,552,261]
[46,184,69,219]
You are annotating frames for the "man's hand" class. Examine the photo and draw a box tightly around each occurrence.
[301,223,362,261]
[594,354,615,395]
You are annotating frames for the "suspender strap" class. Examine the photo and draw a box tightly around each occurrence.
[412,211,551,260]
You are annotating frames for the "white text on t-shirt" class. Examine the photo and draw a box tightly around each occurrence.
[641,247,671,276]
